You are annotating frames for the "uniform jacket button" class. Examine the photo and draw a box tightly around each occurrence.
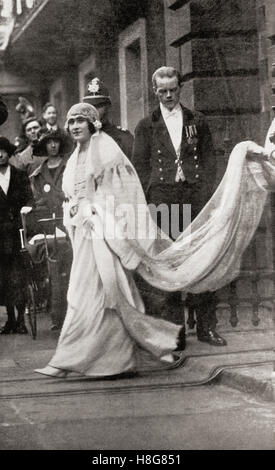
[158,158,162,163]
[194,155,198,160]
[195,174,199,178]
[158,150,161,154]
[195,164,199,168]
[159,168,163,172]
[160,177,164,181]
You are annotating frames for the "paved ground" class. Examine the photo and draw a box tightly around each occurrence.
[1,381,275,450]
[1,307,275,450]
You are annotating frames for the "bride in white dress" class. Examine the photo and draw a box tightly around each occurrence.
[35,103,275,379]
[35,103,182,378]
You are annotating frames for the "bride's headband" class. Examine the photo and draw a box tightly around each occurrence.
[65,103,102,131]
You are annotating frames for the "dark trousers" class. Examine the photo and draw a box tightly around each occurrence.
[5,303,25,326]
[138,181,217,335]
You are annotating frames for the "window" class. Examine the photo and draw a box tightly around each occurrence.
[119,18,148,133]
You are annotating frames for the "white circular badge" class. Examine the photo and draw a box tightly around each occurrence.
[43,184,51,193]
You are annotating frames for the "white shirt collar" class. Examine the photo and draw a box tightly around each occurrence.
[160,102,182,119]
[0,164,10,178]
[0,164,11,194]
[46,123,58,131]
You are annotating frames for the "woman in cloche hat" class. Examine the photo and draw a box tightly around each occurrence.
[27,129,73,331]
[30,129,71,219]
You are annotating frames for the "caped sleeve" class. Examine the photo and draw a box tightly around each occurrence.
[92,161,156,270]
[265,118,275,154]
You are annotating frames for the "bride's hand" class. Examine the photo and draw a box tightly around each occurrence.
[139,259,153,275]
[69,205,78,217]
[261,160,275,188]
[247,142,271,160]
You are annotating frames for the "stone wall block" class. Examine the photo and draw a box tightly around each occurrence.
[194,0,257,32]
[265,0,275,38]
[180,41,193,75]
[193,77,260,112]
[179,78,194,109]
[192,37,258,73]
[164,2,191,46]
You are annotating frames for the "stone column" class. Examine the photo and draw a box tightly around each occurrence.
[163,0,275,332]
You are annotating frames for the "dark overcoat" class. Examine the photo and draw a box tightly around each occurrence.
[0,165,33,305]
[26,159,67,238]
[29,159,66,218]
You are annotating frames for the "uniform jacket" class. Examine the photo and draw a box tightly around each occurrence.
[103,121,134,161]
[0,165,33,256]
[132,105,216,199]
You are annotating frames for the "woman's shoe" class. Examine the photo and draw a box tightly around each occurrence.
[34,365,68,378]
[0,321,17,334]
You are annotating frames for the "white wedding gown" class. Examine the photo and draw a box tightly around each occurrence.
[35,121,275,378]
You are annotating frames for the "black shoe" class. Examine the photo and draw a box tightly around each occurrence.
[197,329,227,346]
[175,326,186,351]
[0,322,17,334]
[50,323,61,331]
[15,322,28,334]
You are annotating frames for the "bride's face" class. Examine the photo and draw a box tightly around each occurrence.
[68,116,91,144]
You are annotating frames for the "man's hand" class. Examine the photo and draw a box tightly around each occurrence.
[247,142,270,160]
[262,161,275,188]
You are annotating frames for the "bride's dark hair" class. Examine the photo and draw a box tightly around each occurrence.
[88,121,96,135]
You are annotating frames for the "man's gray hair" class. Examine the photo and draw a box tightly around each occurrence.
[152,66,184,89]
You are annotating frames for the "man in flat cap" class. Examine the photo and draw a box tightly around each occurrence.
[10,116,45,175]
[82,77,134,160]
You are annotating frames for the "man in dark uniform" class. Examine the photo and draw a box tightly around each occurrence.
[0,95,8,125]
[82,77,133,160]
[132,66,226,348]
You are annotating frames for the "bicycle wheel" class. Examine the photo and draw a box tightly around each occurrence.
[25,284,37,340]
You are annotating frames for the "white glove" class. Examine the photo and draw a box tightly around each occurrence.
[20,206,33,214]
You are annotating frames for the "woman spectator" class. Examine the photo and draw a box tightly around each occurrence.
[30,129,70,220]
[27,129,72,331]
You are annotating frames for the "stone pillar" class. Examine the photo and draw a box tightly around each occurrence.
[163,0,275,331]
[163,0,261,150]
